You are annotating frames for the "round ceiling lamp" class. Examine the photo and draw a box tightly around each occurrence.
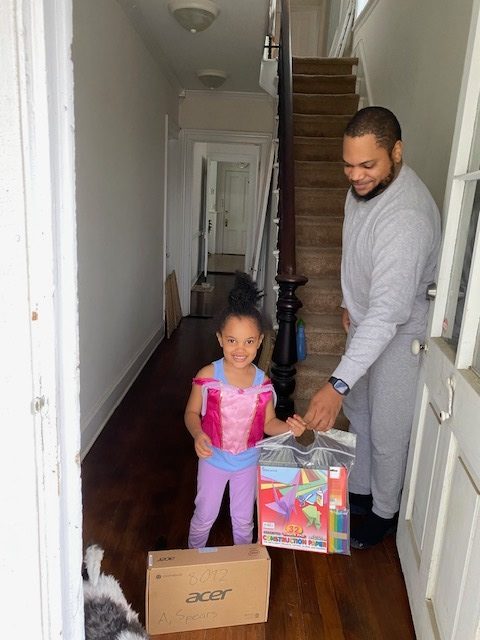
[197,69,228,89]
[168,0,219,33]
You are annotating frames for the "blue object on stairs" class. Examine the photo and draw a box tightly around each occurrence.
[296,319,307,361]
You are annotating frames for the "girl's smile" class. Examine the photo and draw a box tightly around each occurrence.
[216,316,263,373]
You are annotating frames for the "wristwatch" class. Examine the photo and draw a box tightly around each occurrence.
[328,376,350,396]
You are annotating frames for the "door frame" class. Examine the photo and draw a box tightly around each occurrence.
[178,129,271,314]
[397,1,480,636]
[2,1,83,638]
[429,0,480,363]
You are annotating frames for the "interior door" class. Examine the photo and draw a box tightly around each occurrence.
[397,5,480,639]
[291,5,324,57]
[217,162,249,255]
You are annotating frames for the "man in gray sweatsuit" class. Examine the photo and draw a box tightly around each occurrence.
[303,107,441,549]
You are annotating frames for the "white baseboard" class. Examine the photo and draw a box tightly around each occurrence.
[80,323,165,459]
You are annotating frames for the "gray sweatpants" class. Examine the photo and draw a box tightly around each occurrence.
[343,330,421,519]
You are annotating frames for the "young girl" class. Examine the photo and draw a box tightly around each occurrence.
[185,272,305,549]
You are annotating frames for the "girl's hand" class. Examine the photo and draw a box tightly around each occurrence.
[194,431,212,458]
[286,414,307,437]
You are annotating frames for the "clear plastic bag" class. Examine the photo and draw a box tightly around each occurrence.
[256,429,356,555]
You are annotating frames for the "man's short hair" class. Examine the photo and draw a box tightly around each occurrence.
[345,106,402,153]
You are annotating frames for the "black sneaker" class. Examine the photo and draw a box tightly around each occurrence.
[350,511,398,550]
[349,492,373,516]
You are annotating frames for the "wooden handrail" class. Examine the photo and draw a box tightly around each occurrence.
[270,0,308,419]
[277,0,295,276]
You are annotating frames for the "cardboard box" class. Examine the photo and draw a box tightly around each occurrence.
[257,464,349,553]
[146,544,270,635]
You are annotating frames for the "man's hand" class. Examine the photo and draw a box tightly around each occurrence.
[342,308,350,334]
[303,383,343,431]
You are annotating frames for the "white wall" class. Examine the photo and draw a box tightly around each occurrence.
[73,0,179,455]
[353,0,474,209]
[180,91,275,133]
[326,0,342,53]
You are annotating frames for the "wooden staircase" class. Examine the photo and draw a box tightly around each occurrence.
[292,57,359,420]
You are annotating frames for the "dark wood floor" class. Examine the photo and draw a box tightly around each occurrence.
[82,281,416,640]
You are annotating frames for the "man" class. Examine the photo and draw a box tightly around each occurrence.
[303,107,441,549]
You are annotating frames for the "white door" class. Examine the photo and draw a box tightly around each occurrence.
[291,5,325,57]
[217,162,250,255]
[1,1,83,638]
[397,5,480,639]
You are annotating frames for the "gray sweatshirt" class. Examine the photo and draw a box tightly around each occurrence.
[332,164,441,388]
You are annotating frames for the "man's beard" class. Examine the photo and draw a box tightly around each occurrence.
[351,161,398,202]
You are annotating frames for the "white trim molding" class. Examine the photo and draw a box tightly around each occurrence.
[352,39,373,107]
[1,1,83,638]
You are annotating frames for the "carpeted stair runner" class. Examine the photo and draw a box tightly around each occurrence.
[292,57,359,426]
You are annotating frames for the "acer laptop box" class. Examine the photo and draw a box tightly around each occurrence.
[146,544,270,635]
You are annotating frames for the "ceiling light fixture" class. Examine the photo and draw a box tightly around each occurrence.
[197,69,227,89]
[168,0,219,33]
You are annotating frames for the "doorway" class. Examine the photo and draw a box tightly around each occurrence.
[188,150,256,297]
[190,159,248,318]
[178,132,271,314]
[216,161,250,255]
[203,158,252,277]
[188,150,258,317]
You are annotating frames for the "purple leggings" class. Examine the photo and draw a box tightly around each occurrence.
[188,458,257,549]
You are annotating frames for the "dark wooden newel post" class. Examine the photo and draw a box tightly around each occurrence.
[271,274,307,420]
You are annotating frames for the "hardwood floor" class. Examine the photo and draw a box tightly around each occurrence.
[207,253,245,274]
[189,273,236,318]
[82,314,416,640]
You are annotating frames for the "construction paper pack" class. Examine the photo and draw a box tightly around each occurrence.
[256,430,356,554]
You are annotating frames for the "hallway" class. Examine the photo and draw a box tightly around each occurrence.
[82,306,416,639]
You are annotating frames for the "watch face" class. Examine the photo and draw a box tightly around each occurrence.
[330,377,349,395]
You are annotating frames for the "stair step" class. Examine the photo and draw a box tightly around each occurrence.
[299,312,344,332]
[293,57,358,76]
[297,247,341,278]
[295,354,342,401]
[294,137,343,162]
[297,276,342,314]
[295,187,348,216]
[294,114,351,137]
[288,56,357,419]
[293,74,356,95]
[296,216,343,248]
[295,161,348,188]
[293,93,359,115]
